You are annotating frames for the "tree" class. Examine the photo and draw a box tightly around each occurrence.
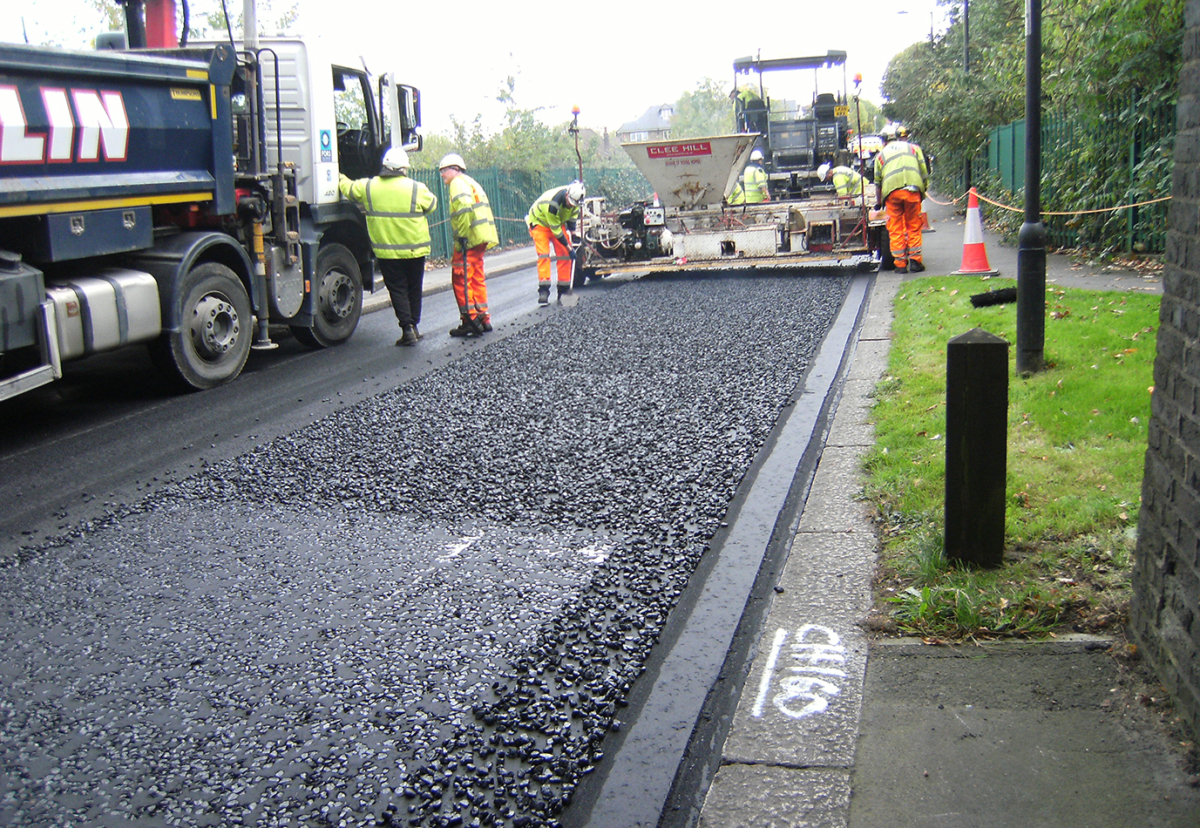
[880,0,1182,225]
[670,79,734,139]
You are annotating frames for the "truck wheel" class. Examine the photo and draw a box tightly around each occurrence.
[149,262,252,391]
[291,243,362,348]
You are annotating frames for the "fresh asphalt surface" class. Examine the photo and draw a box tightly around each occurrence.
[1,249,860,827]
[2,199,1196,828]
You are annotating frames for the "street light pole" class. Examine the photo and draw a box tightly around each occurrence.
[963,0,972,193]
[1017,0,1046,374]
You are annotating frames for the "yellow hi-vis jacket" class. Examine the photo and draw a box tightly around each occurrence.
[447,173,499,250]
[742,164,770,203]
[873,140,929,202]
[339,172,437,259]
[830,166,865,197]
[526,186,580,237]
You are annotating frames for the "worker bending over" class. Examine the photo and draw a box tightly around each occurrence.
[527,182,585,305]
[818,162,866,198]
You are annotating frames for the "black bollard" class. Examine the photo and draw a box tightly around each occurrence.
[944,328,1009,567]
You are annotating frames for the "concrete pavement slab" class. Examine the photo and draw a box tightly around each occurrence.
[848,639,1200,828]
[697,766,850,828]
[794,447,873,535]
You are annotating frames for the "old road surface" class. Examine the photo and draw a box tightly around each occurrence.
[0,263,871,828]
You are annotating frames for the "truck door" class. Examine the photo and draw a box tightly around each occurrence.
[379,73,423,152]
[332,67,380,180]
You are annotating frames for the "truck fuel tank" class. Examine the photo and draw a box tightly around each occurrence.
[45,269,161,360]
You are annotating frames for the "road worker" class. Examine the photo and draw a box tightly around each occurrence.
[873,124,929,273]
[526,182,585,305]
[818,162,866,198]
[731,84,768,135]
[742,149,770,203]
[338,147,437,346]
[439,153,499,337]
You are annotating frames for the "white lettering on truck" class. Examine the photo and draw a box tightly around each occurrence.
[0,85,129,164]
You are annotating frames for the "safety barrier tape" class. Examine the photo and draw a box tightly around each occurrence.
[929,189,1171,217]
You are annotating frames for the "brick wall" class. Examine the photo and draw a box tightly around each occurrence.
[1131,0,1200,744]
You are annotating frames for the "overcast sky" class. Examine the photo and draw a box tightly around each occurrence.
[3,0,947,134]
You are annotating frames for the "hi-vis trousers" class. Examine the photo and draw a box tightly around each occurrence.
[452,242,489,322]
[530,224,573,287]
[885,188,924,268]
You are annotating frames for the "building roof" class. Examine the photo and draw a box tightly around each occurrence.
[617,103,674,135]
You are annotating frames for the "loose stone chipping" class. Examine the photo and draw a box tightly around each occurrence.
[0,273,848,827]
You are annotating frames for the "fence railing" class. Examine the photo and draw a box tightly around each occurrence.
[409,166,652,260]
[984,98,1175,254]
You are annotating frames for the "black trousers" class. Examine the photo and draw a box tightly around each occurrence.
[379,257,425,328]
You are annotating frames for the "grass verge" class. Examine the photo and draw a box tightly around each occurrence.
[862,275,1159,642]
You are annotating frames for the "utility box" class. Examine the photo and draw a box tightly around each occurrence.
[944,328,1009,567]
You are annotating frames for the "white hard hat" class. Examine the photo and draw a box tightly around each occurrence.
[381,147,409,173]
[565,181,586,206]
[817,163,831,181]
[750,148,764,162]
[439,152,466,171]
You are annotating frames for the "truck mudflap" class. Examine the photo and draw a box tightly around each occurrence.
[0,251,60,402]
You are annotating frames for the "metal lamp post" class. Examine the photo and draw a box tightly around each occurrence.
[963,0,972,193]
[1017,0,1046,374]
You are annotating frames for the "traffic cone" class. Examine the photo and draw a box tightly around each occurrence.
[953,188,999,276]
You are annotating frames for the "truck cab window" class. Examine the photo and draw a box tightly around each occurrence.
[333,69,378,180]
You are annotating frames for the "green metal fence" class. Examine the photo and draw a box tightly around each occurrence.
[411,166,652,260]
[985,98,1175,254]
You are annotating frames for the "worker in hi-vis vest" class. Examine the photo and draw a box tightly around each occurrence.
[526,182,585,305]
[439,153,499,337]
[873,124,929,272]
[339,147,437,346]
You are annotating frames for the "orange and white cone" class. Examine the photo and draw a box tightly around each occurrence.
[952,188,999,276]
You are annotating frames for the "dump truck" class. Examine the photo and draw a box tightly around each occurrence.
[0,5,421,401]
[575,134,882,282]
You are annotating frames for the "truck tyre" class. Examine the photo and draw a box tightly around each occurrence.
[291,243,362,348]
[149,262,252,391]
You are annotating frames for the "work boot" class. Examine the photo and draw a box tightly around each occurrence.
[907,259,925,273]
[537,285,550,305]
[557,284,571,303]
[479,318,493,332]
[396,325,419,347]
[449,317,483,337]
[413,324,424,340]
[895,262,909,274]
